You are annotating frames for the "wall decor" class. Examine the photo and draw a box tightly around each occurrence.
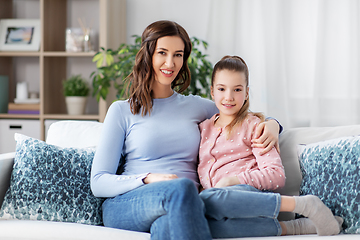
[66,28,83,52]
[0,19,41,51]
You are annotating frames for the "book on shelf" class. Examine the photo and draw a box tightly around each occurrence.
[8,110,40,115]
[8,103,40,115]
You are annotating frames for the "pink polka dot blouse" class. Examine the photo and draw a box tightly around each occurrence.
[198,113,285,190]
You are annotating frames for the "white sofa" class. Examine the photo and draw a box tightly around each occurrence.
[0,120,360,240]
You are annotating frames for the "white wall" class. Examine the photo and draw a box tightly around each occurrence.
[126,0,216,62]
[125,0,360,128]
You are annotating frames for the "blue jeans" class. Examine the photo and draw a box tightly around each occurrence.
[102,178,212,240]
[199,184,282,238]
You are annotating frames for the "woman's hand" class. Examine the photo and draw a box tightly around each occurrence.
[143,173,178,184]
[214,176,240,188]
[251,119,280,155]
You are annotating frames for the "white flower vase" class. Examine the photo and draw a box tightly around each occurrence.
[65,96,87,115]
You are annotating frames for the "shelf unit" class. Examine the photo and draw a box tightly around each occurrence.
[0,0,126,141]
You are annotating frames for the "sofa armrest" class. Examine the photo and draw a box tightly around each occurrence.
[0,152,15,207]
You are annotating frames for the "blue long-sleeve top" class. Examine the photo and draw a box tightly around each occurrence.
[90,92,218,197]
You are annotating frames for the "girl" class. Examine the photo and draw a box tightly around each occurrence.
[198,55,342,238]
[91,21,281,240]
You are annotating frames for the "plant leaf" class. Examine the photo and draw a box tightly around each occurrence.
[105,54,114,66]
[92,52,102,62]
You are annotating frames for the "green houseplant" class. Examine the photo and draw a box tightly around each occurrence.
[62,75,90,115]
[91,35,213,101]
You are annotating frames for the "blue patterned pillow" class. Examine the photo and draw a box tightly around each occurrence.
[0,134,104,225]
[298,136,360,234]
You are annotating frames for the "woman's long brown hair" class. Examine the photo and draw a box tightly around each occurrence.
[126,20,192,116]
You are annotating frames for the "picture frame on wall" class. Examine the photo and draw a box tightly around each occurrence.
[0,19,41,51]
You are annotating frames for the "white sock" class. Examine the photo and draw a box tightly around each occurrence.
[293,195,340,236]
[282,218,316,235]
[282,216,343,235]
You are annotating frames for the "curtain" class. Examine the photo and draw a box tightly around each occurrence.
[205,0,360,129]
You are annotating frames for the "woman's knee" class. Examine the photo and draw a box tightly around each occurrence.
[175,177,196,188]
[167,178,198,198]
[165,178,204,209]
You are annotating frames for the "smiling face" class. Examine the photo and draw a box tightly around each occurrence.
[211,69,249,125]
[152,36,185,98]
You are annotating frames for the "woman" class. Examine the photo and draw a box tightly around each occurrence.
[90,20,281,240]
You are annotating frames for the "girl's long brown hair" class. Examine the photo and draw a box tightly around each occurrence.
[126,20,192,116]
[212,56,264,138]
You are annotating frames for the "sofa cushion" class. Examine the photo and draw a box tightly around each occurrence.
[46,120,103,148]
[277,124,360,221]
[298,136,360,234]
[0,152,15,207]
[0,220,151,240]
[0,133,104,225]
[278,125,360,196]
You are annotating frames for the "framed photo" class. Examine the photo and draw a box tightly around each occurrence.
[0,19,41,51]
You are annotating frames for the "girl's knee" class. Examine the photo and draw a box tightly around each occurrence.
[200,188,225,201]
[200,184,259,202]
[199,187,241,209]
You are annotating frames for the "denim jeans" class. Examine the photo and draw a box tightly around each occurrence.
[199,184,282,238]
[102,178,212,240]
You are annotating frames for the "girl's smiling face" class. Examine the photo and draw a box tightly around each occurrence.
[211,69,249,123]
[152,36,184,98]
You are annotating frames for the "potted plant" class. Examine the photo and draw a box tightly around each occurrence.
[91,35,212,101]
[62,74,90,115]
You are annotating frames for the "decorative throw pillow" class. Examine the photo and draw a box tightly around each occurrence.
[298,135,360,234]
[0,133,104,225]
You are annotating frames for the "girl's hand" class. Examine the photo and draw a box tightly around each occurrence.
[143,173,178,184]
[214,176,240,188]
[251,119,280,155]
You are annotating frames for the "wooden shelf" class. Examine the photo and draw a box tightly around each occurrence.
[0,52,41,57]
[43,114,100,120]
[0,0,126,143]
[0,51,96,57]
[0,114,100,120]
[43,52,97,57]
[0,114,40,119]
